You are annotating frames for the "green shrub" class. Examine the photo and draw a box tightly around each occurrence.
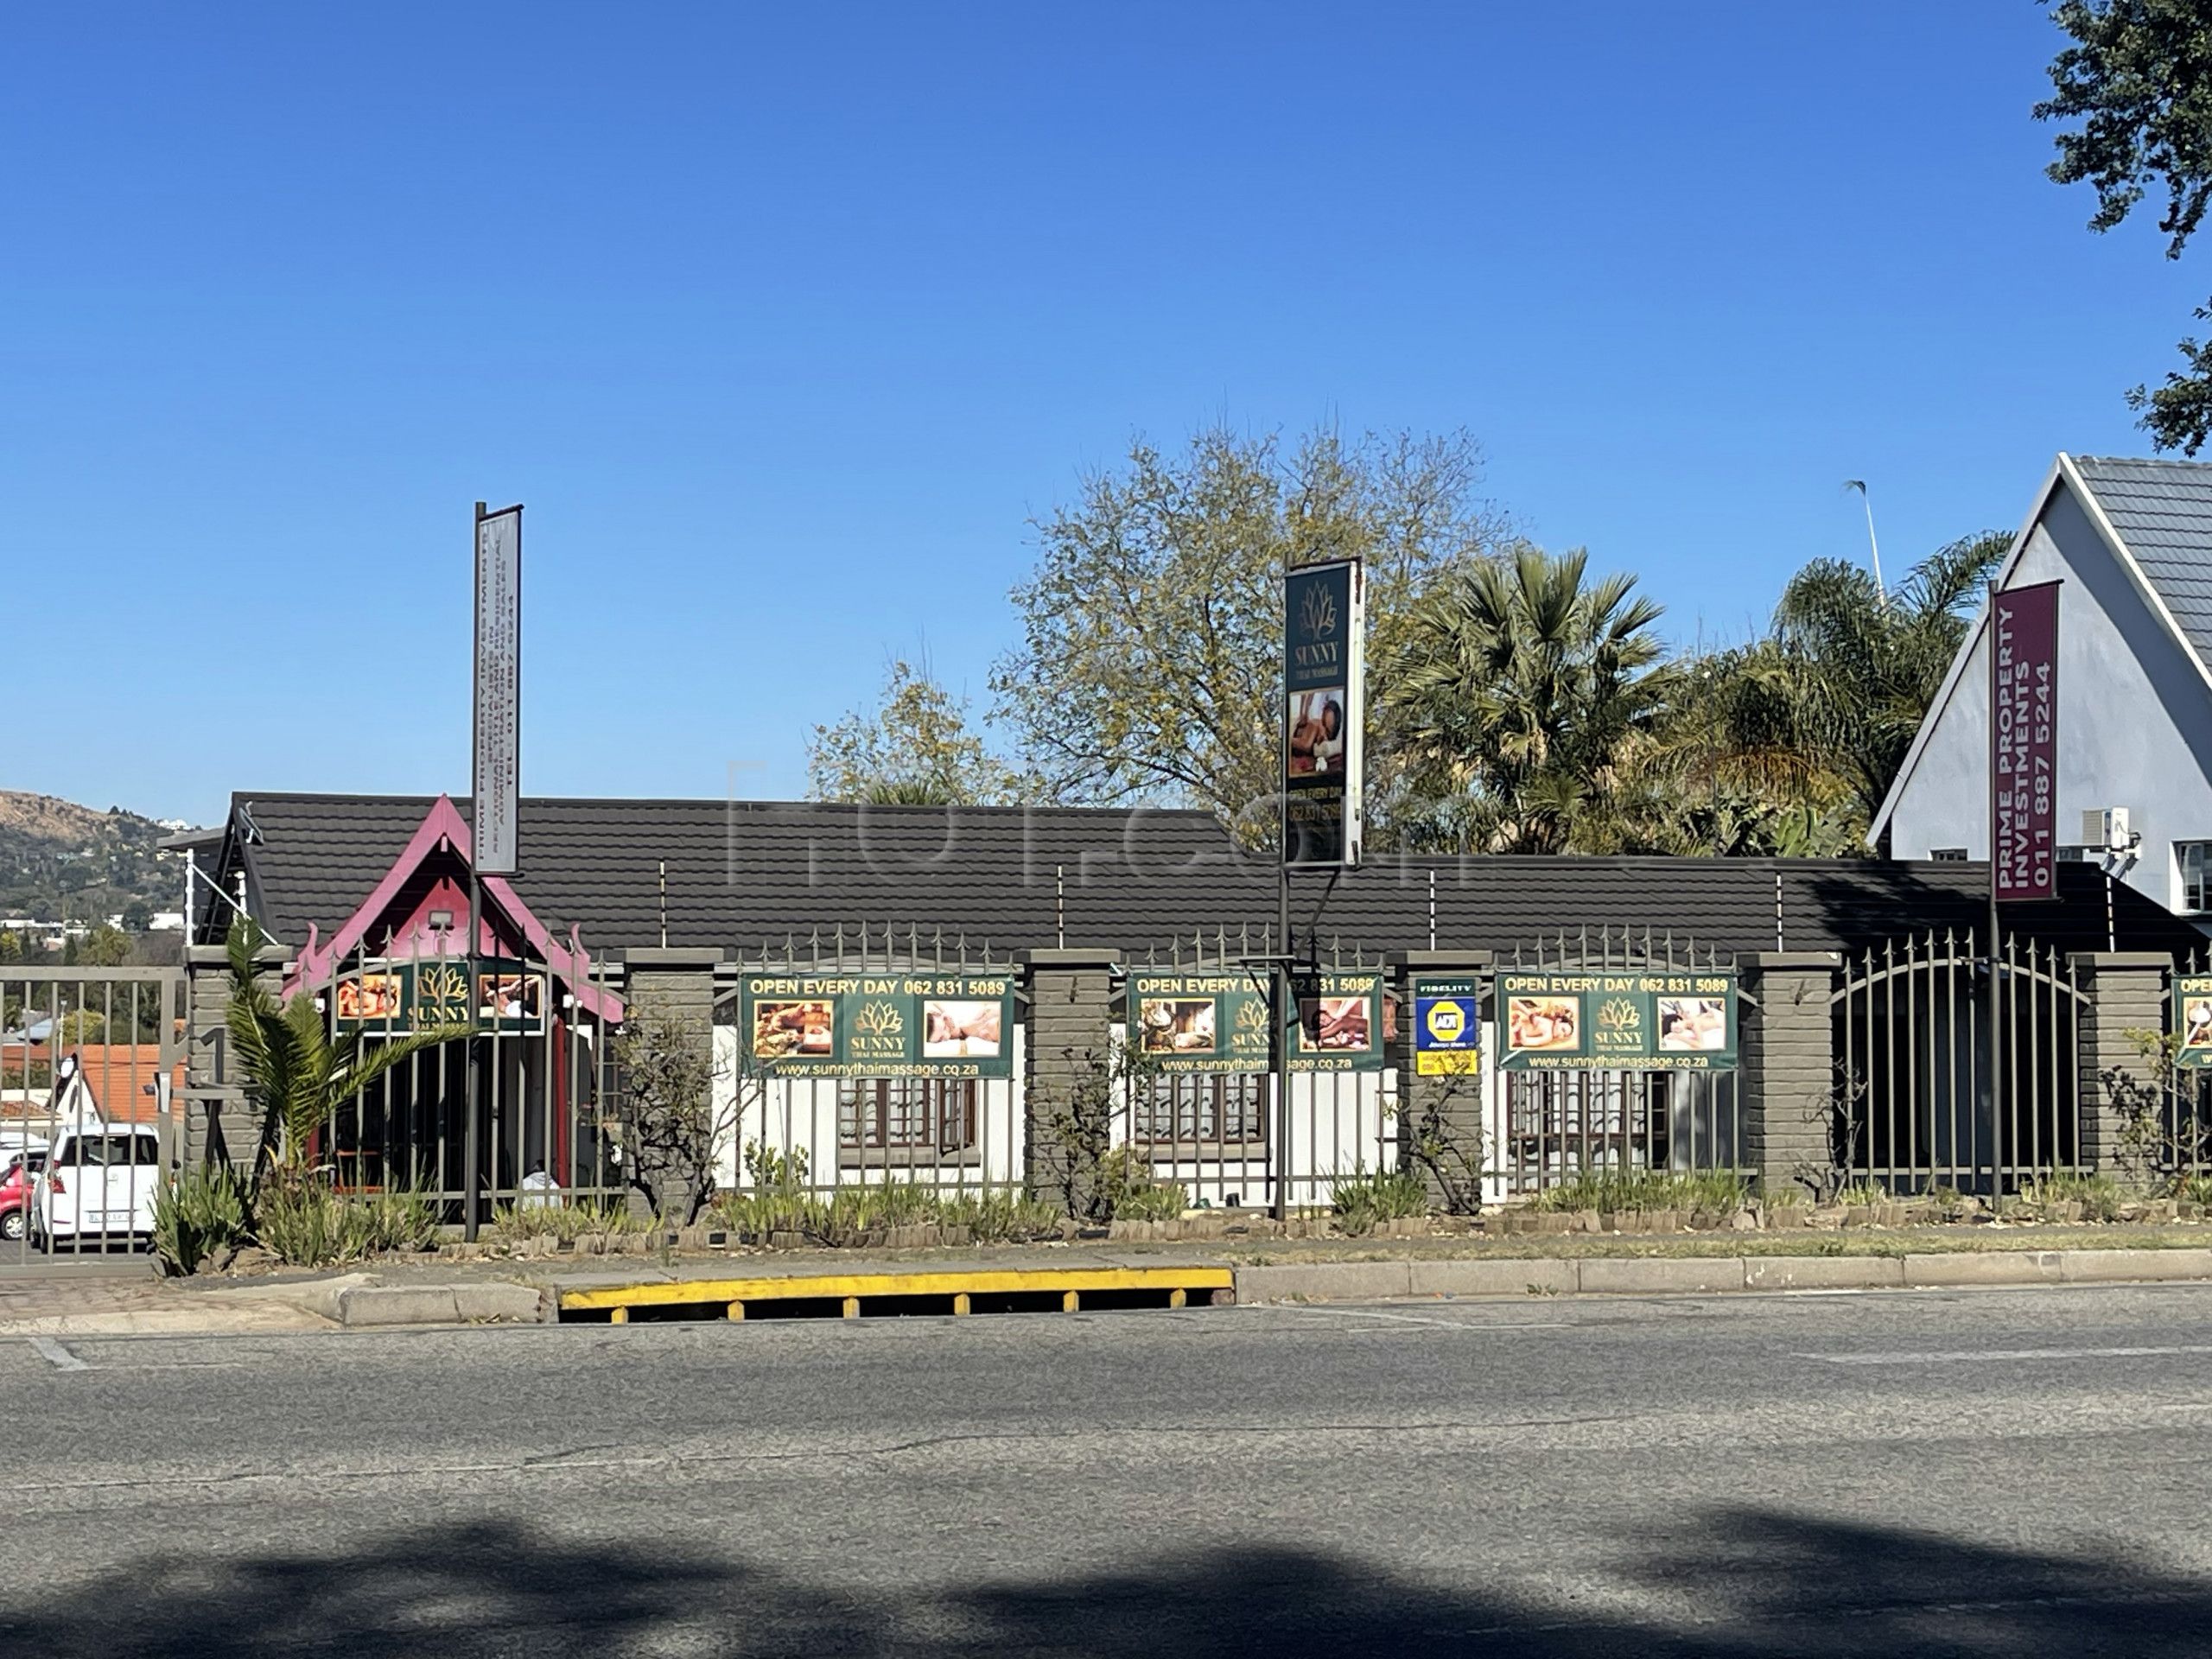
[2174,1172,2212,1208]
[2017,1169,2123,1223]
[150,1162,254,1276]
[355,1182,444,1254]
[255,1174,372,1268]
[1095,1146,1186,1223]
[1530,1168,1749,1216]
[938,1190,1065,1243]
[1331,1165,1429,1235]
[496,1198,647,1243]
[1831,1178,1894,1209]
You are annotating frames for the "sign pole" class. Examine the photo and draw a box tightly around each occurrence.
[1274,830,1291,1223]
[463,497,521,1241]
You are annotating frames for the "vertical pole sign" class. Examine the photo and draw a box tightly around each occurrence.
[473,502,523,876]
[465,501,521,1240]
[1275,557,1363,1217]
[1986,577,2058,1209]
[1283,558,1365,868]
[1989,581,2059,904]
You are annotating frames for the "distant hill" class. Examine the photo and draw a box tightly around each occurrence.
[0,791,196,926]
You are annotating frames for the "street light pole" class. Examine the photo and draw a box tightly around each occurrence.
[1845,480,1887,607]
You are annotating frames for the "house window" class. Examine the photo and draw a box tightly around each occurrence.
[1929,848,1968,861]
[837,1079,977,1153]
[2180,842,2212,913]
[1131,1074,1267,1149]
[2056,844,2101,864]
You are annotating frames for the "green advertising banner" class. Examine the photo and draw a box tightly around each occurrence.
[1496,969,1738,1072]
[1128,970,1389,1074]
[331,958,548,1035]
[2174,975,2212,1069]
[739,971,1016,1080]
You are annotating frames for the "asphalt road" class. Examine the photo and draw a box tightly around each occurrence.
[5,1283,2212,1656]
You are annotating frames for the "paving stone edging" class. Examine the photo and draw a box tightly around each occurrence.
[1234,1248,2212,1303]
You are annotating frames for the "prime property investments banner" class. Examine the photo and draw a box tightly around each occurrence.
[1991,580,2059,904]
[1284,558,1365,868]
[331,958,548,1035]
[1128,970,1389,1073]
[2175,975,2212,1070]
[1497,969,1738,1071]
[739,971,1015,1079]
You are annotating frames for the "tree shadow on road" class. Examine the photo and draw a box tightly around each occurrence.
[3,1506,2206,1657]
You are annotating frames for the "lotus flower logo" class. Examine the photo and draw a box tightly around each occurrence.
[1597,997,1641,1033]
[854,1001,904,1039]
[1300,583,1338,639]
[1235,999,1269,1034]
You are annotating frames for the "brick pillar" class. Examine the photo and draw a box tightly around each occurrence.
[1392,950,1491,1212]
[182,941,288,1171]
[2071,952,2169,1178]
[1021,948,1120,1214]
[620,947,722,1220]
[1740,951,1840,1198]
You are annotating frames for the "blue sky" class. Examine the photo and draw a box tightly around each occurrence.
[5,3,2197,828]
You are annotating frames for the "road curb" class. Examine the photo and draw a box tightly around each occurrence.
[332,1281,548,1327]
[1230,1248,2212,1304]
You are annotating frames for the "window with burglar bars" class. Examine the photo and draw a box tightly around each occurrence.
[1130,1074,1267,1148]
[837,1078,978,1152]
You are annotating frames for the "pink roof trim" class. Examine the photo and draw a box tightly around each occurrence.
[286,795,623,1021]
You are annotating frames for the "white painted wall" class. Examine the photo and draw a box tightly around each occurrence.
[1886,477,2212,916]
[711,1022,1027,1193]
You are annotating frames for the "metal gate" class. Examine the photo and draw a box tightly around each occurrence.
[1830,931,2081,1196]
[315,934,627,1225]
[2,963,184,1263]
[1495,928,1745,1198]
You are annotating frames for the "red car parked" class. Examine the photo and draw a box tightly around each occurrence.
[1,1149,44,1243]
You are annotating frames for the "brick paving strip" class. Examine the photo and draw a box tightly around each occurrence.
[16,1224,2212,1332]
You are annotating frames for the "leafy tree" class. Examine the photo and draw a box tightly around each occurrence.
[2038,0,2212,450]
[991,423,1507,838]
[808,658,1028,806]
[78,925,131,968]
[1382,545,1677,853]
[121,900,153,934]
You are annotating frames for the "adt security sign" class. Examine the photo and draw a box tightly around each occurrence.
[1413,976,1480,1077]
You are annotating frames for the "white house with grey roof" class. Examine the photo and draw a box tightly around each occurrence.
[1873,454,2212,921]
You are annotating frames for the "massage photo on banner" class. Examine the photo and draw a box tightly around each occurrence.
[752,998,836,1060]
[1507,995,1581,1055]
[1139,997,1218,1056]
[922,998,1003,1059]
[1286,688,1347,777]
[1656,995,1728,1053]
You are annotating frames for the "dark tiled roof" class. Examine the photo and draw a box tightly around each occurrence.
[2072,455,2212,665]
[218,792,2201,963]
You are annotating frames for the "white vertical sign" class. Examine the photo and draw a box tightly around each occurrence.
[474,503,522,875]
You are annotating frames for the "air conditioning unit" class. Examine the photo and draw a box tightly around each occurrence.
[2081,807,2135,854]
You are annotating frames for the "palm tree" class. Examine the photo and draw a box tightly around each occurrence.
[222,918,466,1178]
[1763,531,2007,829]
[1385,545,1676,852]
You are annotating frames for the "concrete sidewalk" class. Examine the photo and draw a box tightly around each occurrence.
[20,1230,2212,1333]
